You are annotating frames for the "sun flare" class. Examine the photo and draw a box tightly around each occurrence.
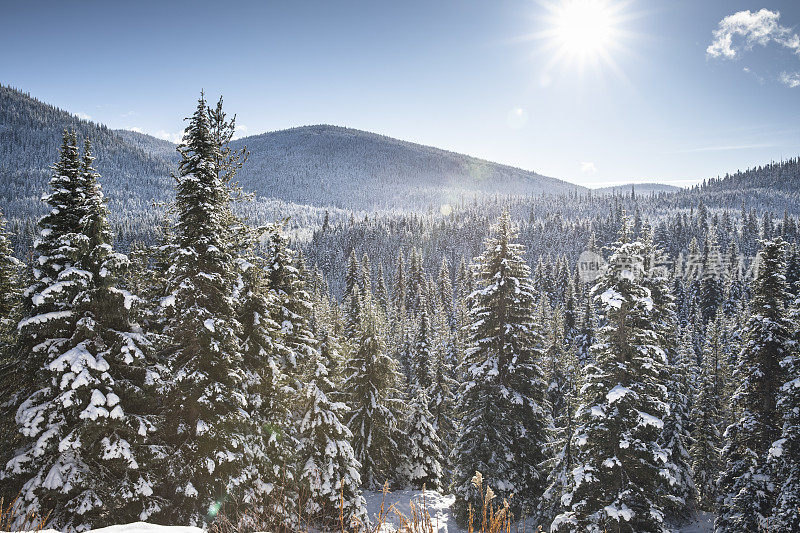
[554,0,616,57]
[537,0,629,76]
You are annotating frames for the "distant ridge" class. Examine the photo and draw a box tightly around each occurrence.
[228,124,586,210]
[594,183,682,195]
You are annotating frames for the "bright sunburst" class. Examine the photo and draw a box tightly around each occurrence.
[553,0,616,57]
[535,0,632,78]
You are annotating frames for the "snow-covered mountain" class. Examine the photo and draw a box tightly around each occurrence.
[1,86,588,216]
[594,183,682,195]
[228,124,585,210]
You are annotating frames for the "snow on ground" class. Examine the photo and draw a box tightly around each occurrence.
[362,490,714,533]
[9,497,714,533]
[363,489,461,532]
[9,525,203,533]
[677,512,714,533]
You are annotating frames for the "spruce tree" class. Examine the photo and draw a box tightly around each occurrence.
[429,342,458,482]
[402,386,444,490]
[0,210,22,478]
[5,138,162,529]
[159,95,253,525]
[452,212,550,524]
[236,250,294,507]
[691,323,722,511]
[266,227,317,383]
[1,131,87,506]
[297,347,367,528]
[0,210,21,350]
[409,304,435,390]
[716,239,791,532]
[769,288,800,532]
[643,225,696,520]
[539,321,579,527]
[699,230,723,323]
[553,228,670,533]
[343,294,404,488]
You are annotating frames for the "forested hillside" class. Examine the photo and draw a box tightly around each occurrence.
[229,124,584,210]
[1,92,800,533]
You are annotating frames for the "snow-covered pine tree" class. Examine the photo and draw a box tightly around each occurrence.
[1,131,88,505]
[716,238,791,533]
[538,318,580,528]
[691,321,722,511]
[266,227,318,383]
[552,225,670,533]
[438,257,455,331]
[5,138,162,529]
[343,293,405,488]
[375,264,389,316]
[642,225,696,521]
[360,252,372,296]
[574,292,595,369]
[409,303,435,390]
[297,345,367,528]
[699,229,723,323]
[769,285,800,532]
[159,95,253,525]
[393,249,406,318]
[452,212,550,524]
[0,210,21,350]
[428,340,458,482]
[0,209,23,480]
[235,249,295,508]
[402,386,444,490]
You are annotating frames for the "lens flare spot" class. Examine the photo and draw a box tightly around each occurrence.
[506,107,528,129]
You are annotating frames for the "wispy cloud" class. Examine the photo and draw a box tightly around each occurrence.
[669,143,777,154]
[707,9,800,59]
[155,130,183,144]
[232,123,248,140]
[121,110,136,118]
[75,112,92,121]
[126,126,144,133]
[581,162,597,174]
[742,66,765,84]
[779,71,800,88]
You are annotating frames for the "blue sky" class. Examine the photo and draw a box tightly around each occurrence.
[2,0,800,187]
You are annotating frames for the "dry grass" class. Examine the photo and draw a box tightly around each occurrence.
[210,475,537,533]
[0,496,49,532]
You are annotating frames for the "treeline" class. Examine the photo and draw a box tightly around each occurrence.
[0,94,799,533]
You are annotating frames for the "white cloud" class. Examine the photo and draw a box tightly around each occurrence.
[780,71,800,88]
[581,162,597,174]
[75,112,92,120]
[121,110,136,118]
[232,123,249,140]
[155,130,183,144]
[126,127,144,133]
[742,66,765,84]
[707,9,800,59]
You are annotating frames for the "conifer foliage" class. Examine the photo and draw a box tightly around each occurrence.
[716,239,791,532]
[769,287,800,532]
[553,226,670,533]
[159,95,252,525]
[343,295,404,489]
[4,134,160,530]
[297,343,367,528]
[452,212,550,524]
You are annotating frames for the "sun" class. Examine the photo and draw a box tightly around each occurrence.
[535,0,631,76]
[553,0,616,58]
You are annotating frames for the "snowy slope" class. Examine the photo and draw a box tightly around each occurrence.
[8,496,713,533]
[230,125,586,211]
